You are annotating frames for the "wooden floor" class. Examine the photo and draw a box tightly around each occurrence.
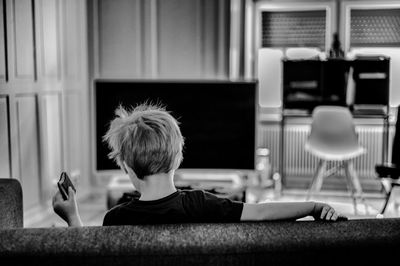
[24,187,400,228]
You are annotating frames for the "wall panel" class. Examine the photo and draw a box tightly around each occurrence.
[62,0,91,187]
[64,92,82,177]
[1,0,90,214]
[91,0,229,80]
[37,0,60,79]
[157,0,202,78]
[257,48,283,107]
[39,93,62,199]
[63,0,82,81]
[202,0,219,78]
[0,96,11,179]
[98,0,142,77]
[16,95,41,210]
[12,0,35,79]
[0,0,6,81]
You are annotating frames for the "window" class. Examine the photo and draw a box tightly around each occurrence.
[350,9,400,47]
[262,10,326,49]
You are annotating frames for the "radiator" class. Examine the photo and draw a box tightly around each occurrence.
[258,122,393,180]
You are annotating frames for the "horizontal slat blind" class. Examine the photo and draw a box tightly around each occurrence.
[350,9,400,47]
[262,10,326,49]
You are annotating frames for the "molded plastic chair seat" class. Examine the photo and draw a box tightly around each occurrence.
[305,142,365,161]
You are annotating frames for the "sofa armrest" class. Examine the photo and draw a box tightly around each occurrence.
[0,178,23,229]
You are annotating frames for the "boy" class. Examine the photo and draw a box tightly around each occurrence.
[53,104,345,227]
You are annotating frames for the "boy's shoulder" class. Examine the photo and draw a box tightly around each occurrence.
[179,189,205,196]
[178,189,220,203]
[102,189,243,225]
[103,200,132,225]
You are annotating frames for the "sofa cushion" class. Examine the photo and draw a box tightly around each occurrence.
[1,218,400,265]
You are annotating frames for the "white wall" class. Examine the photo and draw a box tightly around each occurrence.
[90,0,230,79]
[0,0,90,213]
[257,48,284,107]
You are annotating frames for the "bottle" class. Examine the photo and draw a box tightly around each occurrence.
[273,172,282,198]
[329,33,344,59]
[256,148,272,188]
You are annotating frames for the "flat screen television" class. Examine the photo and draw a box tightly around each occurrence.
[95,80,257,172]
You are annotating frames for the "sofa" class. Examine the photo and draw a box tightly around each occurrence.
[1,219,400,266]
[1,179,400,265]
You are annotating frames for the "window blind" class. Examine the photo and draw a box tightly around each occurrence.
[350,9,400,47]
[262,10,326,49]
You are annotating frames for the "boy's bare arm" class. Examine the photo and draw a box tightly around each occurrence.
[240,201,343,221]
[53,187,83,227]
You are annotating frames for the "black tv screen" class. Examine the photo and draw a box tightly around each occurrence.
[95,80,257,171]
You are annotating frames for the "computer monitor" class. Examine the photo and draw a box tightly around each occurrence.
[95,80,257,172]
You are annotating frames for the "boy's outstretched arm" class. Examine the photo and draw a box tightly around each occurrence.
[240,201,345,221]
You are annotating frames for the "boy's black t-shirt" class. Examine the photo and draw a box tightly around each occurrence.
[103,190,244,225]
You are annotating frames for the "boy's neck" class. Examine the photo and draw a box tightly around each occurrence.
[138,172,177,201]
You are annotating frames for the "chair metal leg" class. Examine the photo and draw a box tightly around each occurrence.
[347,161,363,195]
[314,161,327,192]
[346,161,368,214]
[322,164,341,180]
[344,161,358,215]
[307,160,326,200]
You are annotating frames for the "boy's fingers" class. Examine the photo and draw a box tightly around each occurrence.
[68,187,75,200]
[331,213,338,221]
[320,206,329,219]
[54,191,63,202]
[326,209,334,220]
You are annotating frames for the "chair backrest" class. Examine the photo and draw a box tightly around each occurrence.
[0,178,23,228]
[308,106,359,149]
[392,106,400,165]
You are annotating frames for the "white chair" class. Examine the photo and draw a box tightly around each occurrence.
[305,106,366,214]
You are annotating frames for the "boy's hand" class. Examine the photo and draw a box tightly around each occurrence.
[52,187,83,227]
[312,202,346,221]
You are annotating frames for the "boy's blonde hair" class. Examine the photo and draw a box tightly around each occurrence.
[103,103,184,179]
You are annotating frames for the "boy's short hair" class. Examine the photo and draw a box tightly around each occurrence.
[103,103,184,179]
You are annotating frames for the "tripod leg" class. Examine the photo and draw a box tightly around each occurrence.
[381,186,392,214]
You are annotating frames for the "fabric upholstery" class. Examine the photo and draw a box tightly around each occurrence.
[1,218,400,265]
[0,178,23,228]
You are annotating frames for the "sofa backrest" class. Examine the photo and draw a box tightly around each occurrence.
[0,178,23,228]
[1,218,400,265]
